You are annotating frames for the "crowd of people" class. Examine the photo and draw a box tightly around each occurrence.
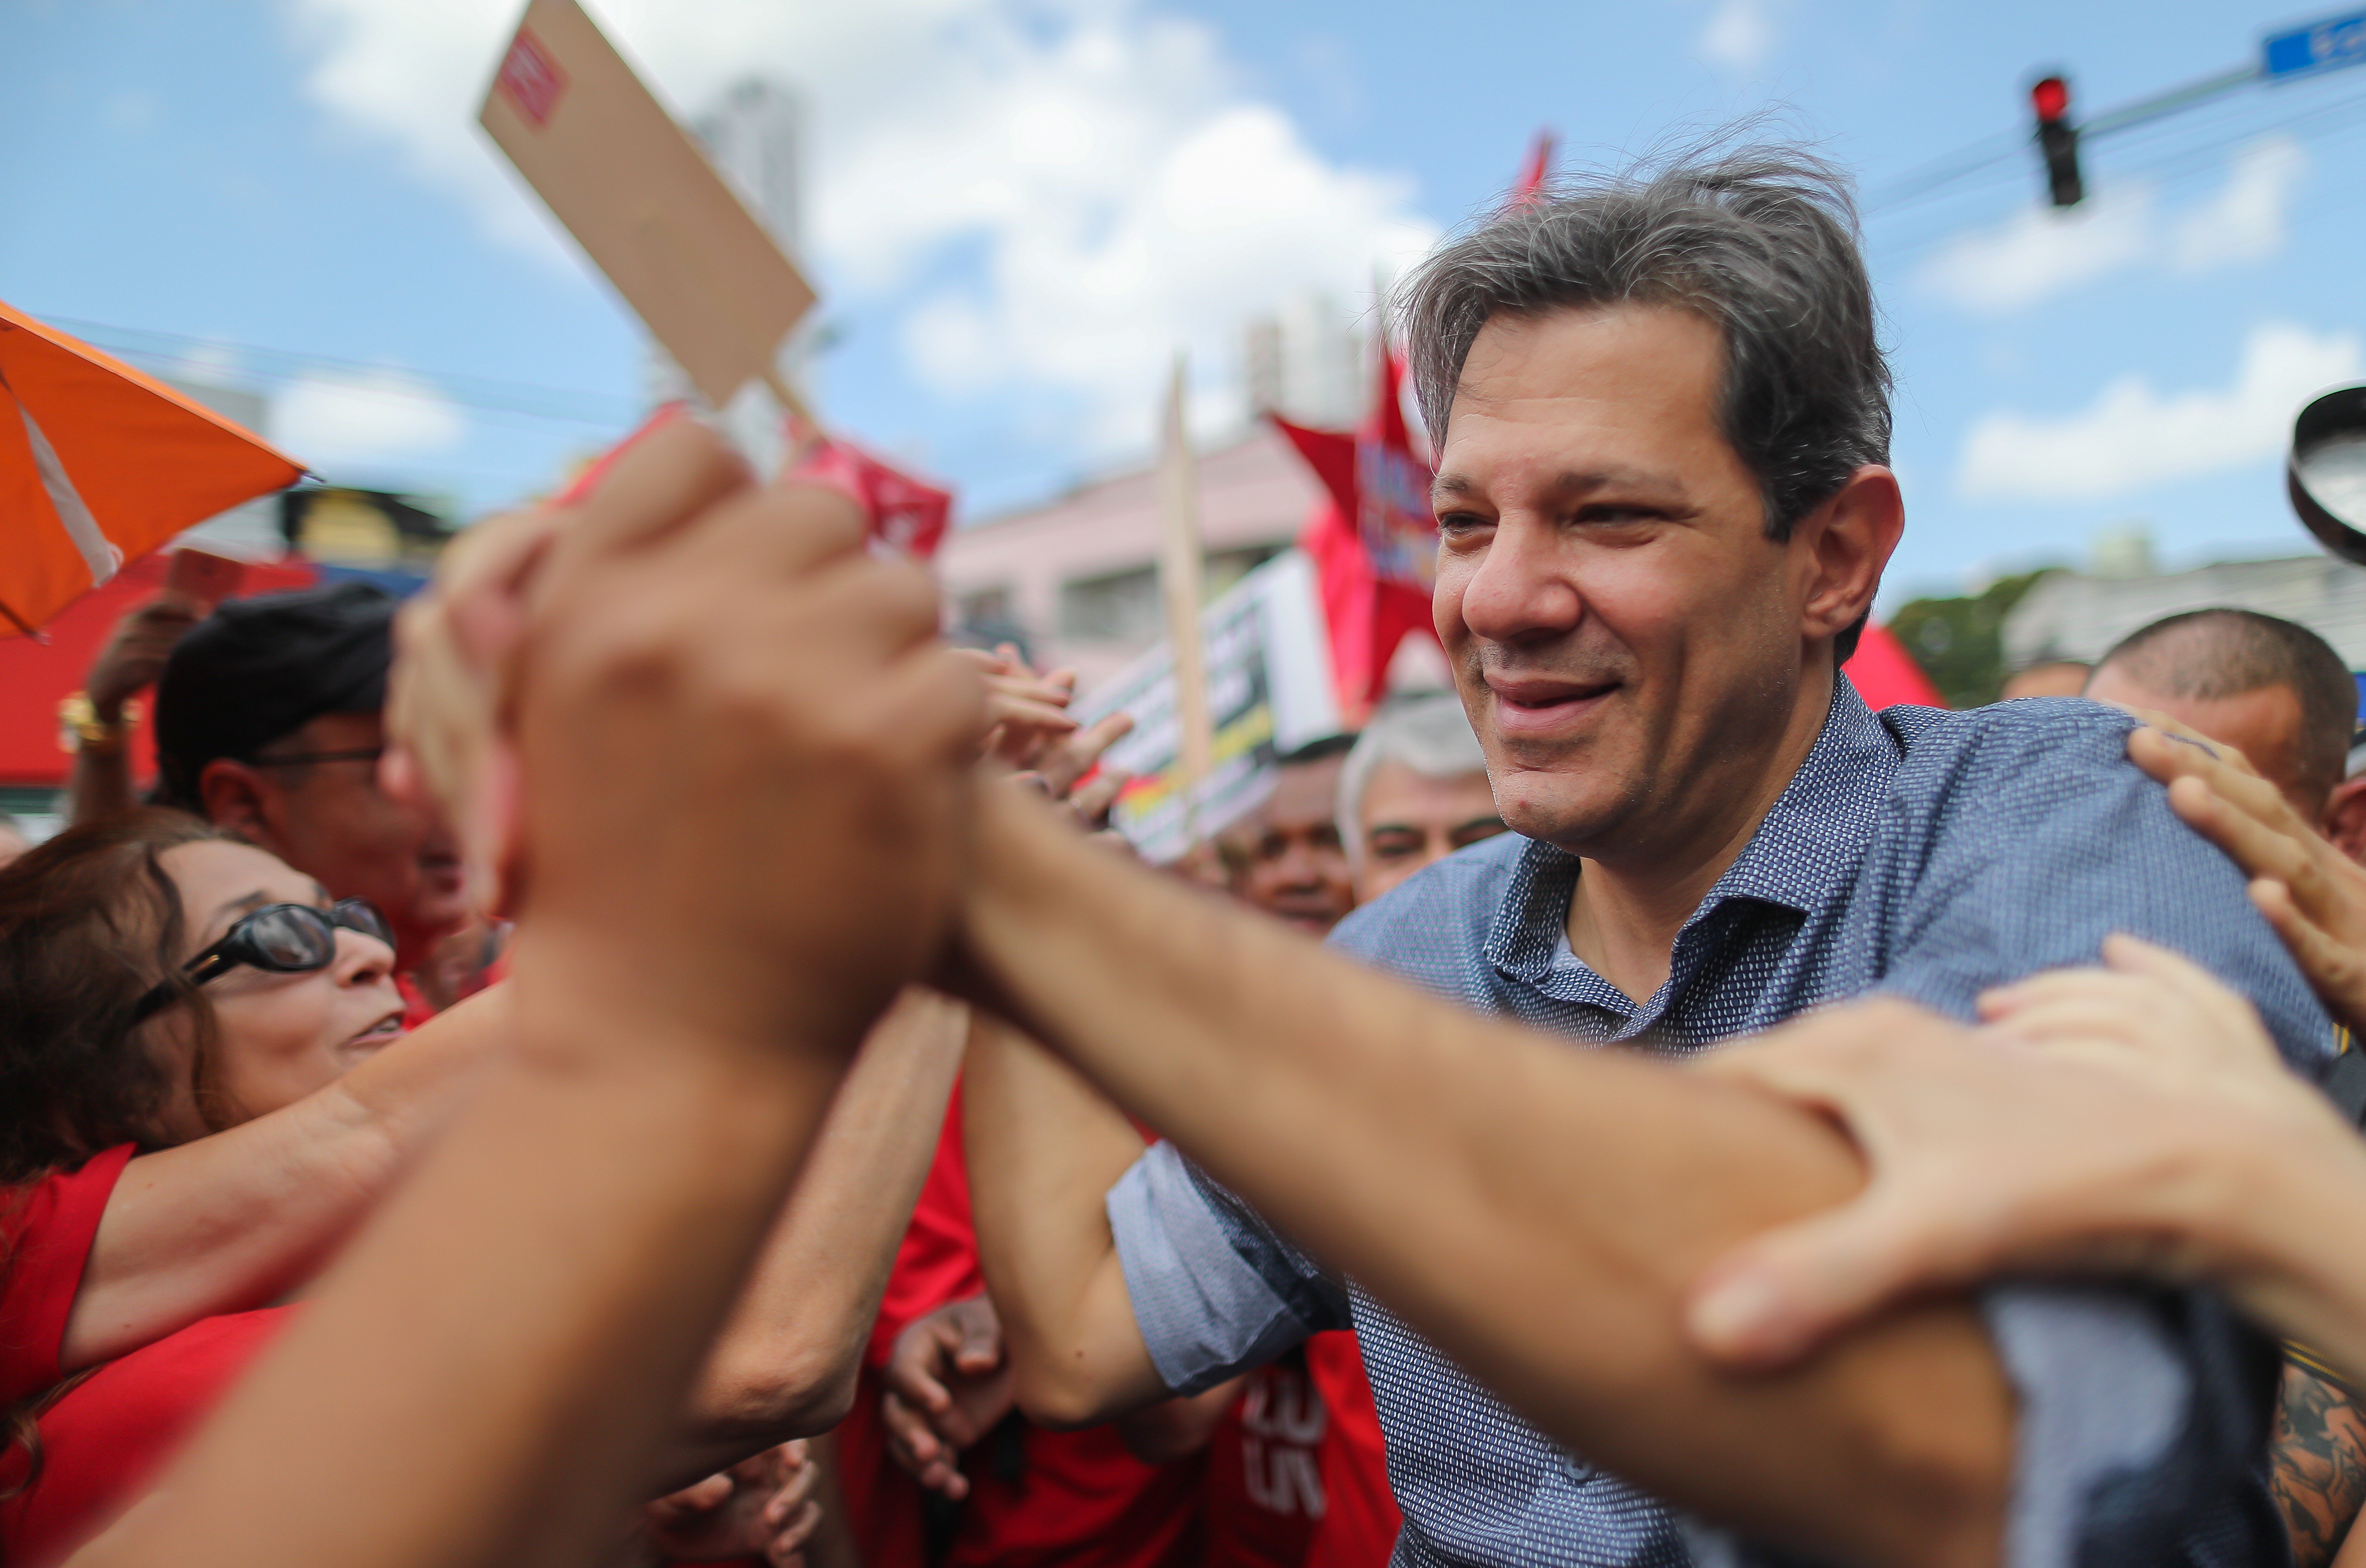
[10,140,2366,1568]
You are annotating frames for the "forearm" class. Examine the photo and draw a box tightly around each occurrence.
[2211,1123,2366,1389]
[962,1012,1166,1426]
[66,984,507,1368]
[964,788,2008,1568]
[65,737,136,826]
[69,1006,847,1568]
[684,988,967,1461]
[2271,1362,2366,1568]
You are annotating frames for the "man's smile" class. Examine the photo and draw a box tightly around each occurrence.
[1482,672,1621,739]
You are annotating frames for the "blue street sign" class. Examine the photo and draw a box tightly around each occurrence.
[2265,10,2366,79]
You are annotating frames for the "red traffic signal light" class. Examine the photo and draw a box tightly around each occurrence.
[2028,73,2082,207]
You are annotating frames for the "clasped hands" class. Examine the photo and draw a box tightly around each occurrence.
[382,416,1128,1064]
[382,412,2366,1390]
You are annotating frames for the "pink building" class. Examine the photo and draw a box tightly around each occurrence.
[936,426,1325,695]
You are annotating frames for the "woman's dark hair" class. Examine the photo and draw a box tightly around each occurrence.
[0,808,238,1186]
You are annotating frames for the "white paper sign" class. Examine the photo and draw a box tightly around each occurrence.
[1076,550,1342,864]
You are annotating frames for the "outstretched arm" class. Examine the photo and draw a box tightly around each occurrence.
[963,1013,1166,1427]
[957,785,2009,1568]
[65,981,505,1371]
[681,987,967,1471]
[66,419,983,1568]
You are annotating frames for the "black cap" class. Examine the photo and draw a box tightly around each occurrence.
[154,583,397,807]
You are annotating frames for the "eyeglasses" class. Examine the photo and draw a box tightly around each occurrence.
[130,899,394,1025]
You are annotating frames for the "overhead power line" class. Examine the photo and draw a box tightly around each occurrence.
[33,312,644,431]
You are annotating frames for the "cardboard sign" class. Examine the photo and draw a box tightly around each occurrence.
[1075,551,1342,865]
[479,0,817,411]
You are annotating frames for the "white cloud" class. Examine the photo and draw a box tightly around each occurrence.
[280,0,1434,456]
[1954,321,2362,500]
[1918,190,2154,315]
[2172,135,2306,272]
[274,369,466,469]
[1697,0,1775,73]
[1920,135,2309,315]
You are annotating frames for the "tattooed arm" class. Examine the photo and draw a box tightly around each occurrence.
[2273,1360,2366,1568]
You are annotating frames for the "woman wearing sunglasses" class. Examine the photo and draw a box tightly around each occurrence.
[0,808,962,1567]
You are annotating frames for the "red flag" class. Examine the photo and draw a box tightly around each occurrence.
[1509,128,1556,208]
[786,431,953,559]
[1840,621,1946,710]
[1271,342,1438,722]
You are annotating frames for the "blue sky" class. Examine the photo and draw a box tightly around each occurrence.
[11,0,2366,607]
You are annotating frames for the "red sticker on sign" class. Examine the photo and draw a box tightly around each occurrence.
[494,26,567,128]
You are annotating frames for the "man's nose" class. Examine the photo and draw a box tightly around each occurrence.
[1272,841,1327,888]
[1456,516,1584,645]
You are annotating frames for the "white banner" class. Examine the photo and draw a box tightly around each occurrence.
[1075,550,1342,864]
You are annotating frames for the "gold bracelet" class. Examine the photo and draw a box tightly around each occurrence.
[57,692,138,753]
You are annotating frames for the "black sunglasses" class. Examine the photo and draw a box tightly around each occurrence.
[130,899,394,1025]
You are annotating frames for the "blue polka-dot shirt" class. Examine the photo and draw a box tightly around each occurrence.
[1108,684,2324,1568]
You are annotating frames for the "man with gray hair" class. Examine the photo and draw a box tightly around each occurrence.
[962,143,2322,1568]
[1337,693,1506,905]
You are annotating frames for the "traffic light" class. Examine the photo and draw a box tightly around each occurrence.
[2029,75,2083,207]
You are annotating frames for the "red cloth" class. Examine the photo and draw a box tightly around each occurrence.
[396,972,439,1031]
[1509,131,1556,206]
[0,1307,288,1565]
[0,550,316,789]
[1302,1333,1399,1568]
[0,1143,294,1566]
[1295,498,1436,729]
[1204,1357,1320,1568]
[1272,346,1440,725]
[1840,622,1946,711]
[838,1093,1203,1568]
[0,1145,136,1408]
[1202,1335,1398,1568]
[785,434,953,561]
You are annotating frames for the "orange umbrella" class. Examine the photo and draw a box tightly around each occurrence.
[0,299,304,636]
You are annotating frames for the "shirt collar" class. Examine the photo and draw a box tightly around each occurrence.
[1483,681,1903,987]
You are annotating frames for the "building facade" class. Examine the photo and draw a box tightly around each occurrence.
[936,426,1326,694]
[2005,552,2366,671]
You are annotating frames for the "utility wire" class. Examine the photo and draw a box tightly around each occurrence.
[1866,56,2303,217]
[34,313,644,429]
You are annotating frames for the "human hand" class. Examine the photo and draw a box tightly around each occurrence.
[87,593,205,716]
[643,1440,822,1568]
[963,645,1082,768]
[386,409,708,917]
[880,1293,1014,1499]
[958,644,1134,830]
[1682,943,2342,1371]
[2128,723,2366,1036]
[387,505,557,918]
[507,417,985,1058]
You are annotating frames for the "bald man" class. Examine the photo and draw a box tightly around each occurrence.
[2083,607,2366,1568]
[2085,609,2366,854]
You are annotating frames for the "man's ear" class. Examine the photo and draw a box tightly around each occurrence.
[1794,466,1904,648]
[2322,775,2366,867]
[197,759,283,854]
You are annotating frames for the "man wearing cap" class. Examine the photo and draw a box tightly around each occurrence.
[65,583,470,1000]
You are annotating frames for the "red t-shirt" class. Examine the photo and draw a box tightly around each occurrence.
[0,1145,296,1566]
[0,1145,136,1409]
[1202,1334,1399,1568]
[0,1306,289,1564]
[1302,1332,1400,1568]
[837,1091,1204,1568]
